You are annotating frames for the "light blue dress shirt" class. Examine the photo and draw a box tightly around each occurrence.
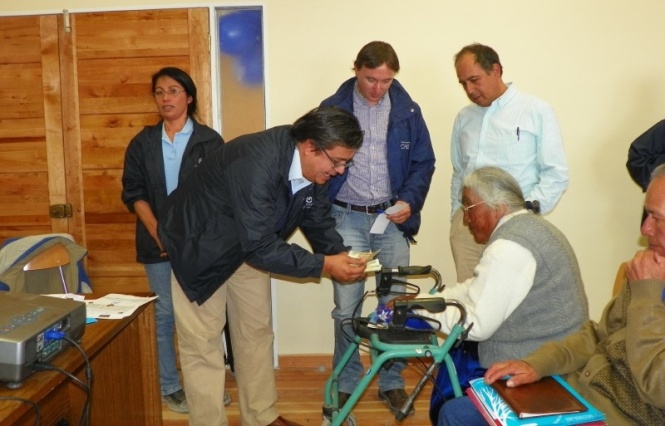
[162,118,194,195]
[450,84,569,216]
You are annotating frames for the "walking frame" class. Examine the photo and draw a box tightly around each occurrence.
[322,266,472,425]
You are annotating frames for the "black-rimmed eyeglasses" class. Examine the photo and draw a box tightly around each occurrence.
[322,149,354,170]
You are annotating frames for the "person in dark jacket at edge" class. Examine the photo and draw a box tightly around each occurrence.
[158,106,367,426]
[320,41,436,416]
[627,119,665,225]
[121,66,230,414]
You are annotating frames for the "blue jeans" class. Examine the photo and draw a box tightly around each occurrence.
[145,261,182,396]
[331,204,410,394]
[438,396,486,426]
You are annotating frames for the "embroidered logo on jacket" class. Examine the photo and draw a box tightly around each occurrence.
[400,141,411,150]
[304,196,313,209]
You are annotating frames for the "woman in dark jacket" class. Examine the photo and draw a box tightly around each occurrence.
[121,67,223,413]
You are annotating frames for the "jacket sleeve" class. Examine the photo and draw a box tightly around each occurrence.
[394,108,436,213]
[121,134,148,213]
[627,120,665,192]
[226,155,329,279]
[625,279,665,408]
[522,320,600,378]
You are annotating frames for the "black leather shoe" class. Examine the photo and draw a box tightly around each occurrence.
[378,389,415,416]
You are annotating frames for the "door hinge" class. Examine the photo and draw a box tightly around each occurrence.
[50,203,73,218]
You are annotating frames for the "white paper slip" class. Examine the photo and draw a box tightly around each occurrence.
[370,204,406,234]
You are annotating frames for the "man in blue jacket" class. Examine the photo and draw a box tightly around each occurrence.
[159,106,366,426]
[320,41,436,415]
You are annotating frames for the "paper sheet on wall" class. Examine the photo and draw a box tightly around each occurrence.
[370,204,406,234]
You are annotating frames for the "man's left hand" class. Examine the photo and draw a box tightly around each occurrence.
[386,201,411,224]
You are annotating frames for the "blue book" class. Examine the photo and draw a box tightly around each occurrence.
[467,375,606,425]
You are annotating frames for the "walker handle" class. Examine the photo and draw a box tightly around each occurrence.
[381,265,431,276]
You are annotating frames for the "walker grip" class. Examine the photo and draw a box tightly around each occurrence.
[381,265,431,276]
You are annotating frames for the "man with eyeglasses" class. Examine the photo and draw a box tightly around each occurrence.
[320,41,435,415]
[450,43,569,284]
[438,165,665,426]
[415,166,588,424]
[158,106,367,426]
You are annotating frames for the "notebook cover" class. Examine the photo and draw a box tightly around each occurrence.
[491,376,586,418]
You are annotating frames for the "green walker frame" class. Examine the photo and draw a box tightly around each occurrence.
[322,266,470,425]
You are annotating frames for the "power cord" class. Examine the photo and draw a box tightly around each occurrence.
[34,330,93,426]
[0,396,40,426]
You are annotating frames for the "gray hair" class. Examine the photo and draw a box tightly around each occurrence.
[651,164,665,182]
[463,167,525,213]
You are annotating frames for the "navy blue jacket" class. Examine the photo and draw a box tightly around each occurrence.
[627,119,665,191]
[321,78,435,240]
[121,120,223,264]
[158,126,347,304]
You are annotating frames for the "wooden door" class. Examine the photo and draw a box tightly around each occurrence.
[0,9,212,294]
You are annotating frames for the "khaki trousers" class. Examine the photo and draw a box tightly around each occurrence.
[449,208,486,283]
[172,263,277,426]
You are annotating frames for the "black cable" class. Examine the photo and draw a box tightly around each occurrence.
[35,331,93,426]
[0,396,40,426]
[64,336,93,426]
[34,362,90,426]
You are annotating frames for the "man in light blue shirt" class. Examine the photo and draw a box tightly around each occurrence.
[450,43,569,282]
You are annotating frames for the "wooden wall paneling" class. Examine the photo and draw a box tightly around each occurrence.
[0,9,212,294]
[41,15,69,235]
[72,8,212,293]
[0,16,55,240]
[58,13,86,245]
[188,8,212,126]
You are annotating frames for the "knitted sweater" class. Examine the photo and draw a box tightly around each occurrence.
[479,213,589,366]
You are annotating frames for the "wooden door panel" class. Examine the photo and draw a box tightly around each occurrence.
[0,16,64,241]
[77,57,190,115]
[73,8,211,293]
[74,10,191,60]
[80,113,161,170]
[0,16,42,64]
[0,9,211,294]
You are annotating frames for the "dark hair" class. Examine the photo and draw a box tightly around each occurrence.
[151,67,199,118]
[454,43,503,76]
[290,106,364,151]
[353,41,400,73]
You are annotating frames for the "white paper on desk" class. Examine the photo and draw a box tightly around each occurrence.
[370,204,406,234]
[85,293,158,320]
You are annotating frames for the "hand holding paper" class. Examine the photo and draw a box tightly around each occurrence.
[349,250,382,272]
[370,204,407,234]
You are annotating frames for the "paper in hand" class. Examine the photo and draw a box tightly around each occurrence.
[348,250,382,273]
[370,204,406,234]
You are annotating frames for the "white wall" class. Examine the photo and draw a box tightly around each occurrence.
[7,0,665,355]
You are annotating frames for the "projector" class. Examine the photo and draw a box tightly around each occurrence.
[0,292,86,388]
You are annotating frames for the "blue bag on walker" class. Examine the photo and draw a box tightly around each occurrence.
[428,340,486,424]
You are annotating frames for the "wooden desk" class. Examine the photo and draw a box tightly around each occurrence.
[0,297,162,425]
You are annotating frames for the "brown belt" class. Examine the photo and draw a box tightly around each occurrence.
[333,200,391,214]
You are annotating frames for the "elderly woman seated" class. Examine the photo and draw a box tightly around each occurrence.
[417,166,589,424]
